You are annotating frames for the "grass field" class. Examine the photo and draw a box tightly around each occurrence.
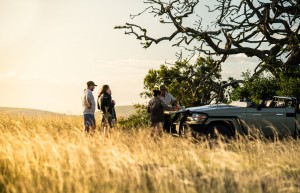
[0,114,300,193]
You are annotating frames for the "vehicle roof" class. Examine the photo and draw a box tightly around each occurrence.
[186,104,244,112]
[273,96,297,100]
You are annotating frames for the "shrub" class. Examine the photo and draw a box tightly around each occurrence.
[118,104,150,129]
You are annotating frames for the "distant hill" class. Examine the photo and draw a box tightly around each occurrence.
[0,107,60,116]
[0,105,136,118]
[95,105,136,118]
[114,105,135,118]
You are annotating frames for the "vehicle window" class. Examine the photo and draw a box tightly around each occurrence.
[286,100,294,107]
[268,97,297,109]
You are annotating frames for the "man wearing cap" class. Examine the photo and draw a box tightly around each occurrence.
[160,85,178,133]
[82,81,97,134]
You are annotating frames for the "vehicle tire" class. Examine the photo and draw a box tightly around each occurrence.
[206,123,234,139]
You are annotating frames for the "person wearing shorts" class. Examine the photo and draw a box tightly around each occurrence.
[82,81,97,133]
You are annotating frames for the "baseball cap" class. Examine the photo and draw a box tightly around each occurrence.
[87,81,97,87]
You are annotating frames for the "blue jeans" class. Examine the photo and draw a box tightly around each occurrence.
[83,114,96,133]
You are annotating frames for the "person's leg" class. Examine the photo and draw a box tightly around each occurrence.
[171,113,180,134]
[84,114,96,134]
[91,115,96,133]
[83,114,90,133]
[163,115,172,133]
[150,122,156,138]
[102,113,109,135]
[157,122,164,137]
[107,114,113,129]
[99,113,103,130]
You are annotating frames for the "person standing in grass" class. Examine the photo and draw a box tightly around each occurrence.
[148,89,176,139]
[82,81,97,134]
[160,85,178,133]
[98,85,116,130]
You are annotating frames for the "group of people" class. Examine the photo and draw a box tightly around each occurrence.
[81,81,179,137]
[81,81,117,134]
[147,85,179,138]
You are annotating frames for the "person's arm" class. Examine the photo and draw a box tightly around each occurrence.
[147,101,151,113]
[160,99,175,111]
[171,99,178,106]
[87,99,92,109]
[86,91,92,109]
[171,98,178,106]
[107,95,114,108]
[97,96,101,110]
[169,93,178,106]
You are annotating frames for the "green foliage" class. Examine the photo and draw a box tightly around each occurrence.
[277,75,300,98]
[118,104,150,129]
[142,57,233,107]
[231,71,278,104]
[231,71,300,103]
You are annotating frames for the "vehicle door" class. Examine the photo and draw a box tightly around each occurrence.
[285,107,297,136]
[296,104,300,135]
[246,107,287,137]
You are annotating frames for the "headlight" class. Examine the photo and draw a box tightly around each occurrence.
[189,113,207,122]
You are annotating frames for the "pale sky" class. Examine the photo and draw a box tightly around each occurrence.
[0,0,257,114]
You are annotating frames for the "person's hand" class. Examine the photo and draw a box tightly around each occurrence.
[171,106,177,111]
[112,100,116,105]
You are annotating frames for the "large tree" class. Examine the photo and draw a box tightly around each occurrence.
[116,0,300,77]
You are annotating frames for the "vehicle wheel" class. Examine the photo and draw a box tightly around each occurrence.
[206,123,234,139]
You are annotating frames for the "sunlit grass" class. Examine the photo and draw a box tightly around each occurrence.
[0,114,300,193]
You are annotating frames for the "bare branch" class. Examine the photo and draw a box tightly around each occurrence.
[116,0,300,76]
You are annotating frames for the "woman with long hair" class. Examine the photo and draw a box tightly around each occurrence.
[97,85,116,132]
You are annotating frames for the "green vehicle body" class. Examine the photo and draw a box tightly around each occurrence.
[174,96,300,138]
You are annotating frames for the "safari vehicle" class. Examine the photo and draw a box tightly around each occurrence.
[172,96,300,138]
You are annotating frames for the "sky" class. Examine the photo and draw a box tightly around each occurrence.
[0,0,258,114]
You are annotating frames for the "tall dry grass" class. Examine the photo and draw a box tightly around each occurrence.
[0,114,300,193]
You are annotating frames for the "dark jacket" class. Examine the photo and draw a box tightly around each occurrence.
[148,97,173,124]
[98,93,115,115]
